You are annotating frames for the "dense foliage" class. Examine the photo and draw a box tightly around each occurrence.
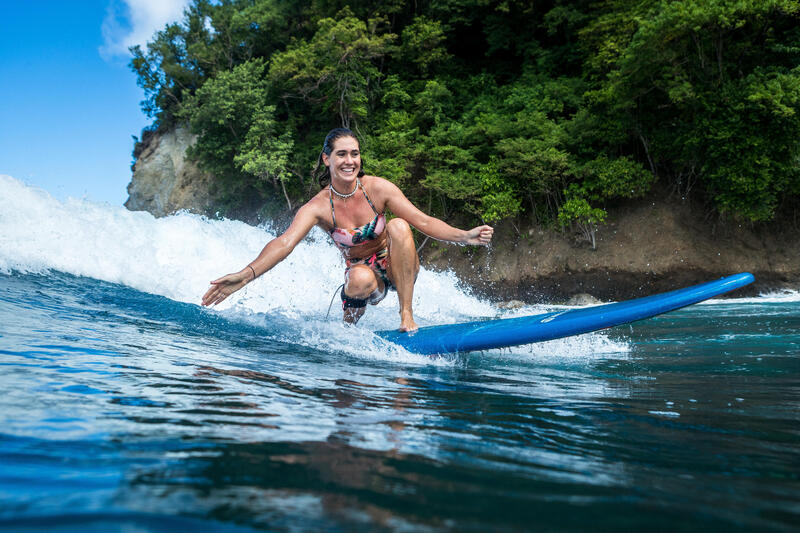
[131,0,800,235]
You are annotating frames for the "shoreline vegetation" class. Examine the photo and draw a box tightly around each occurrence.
[126,127,800,302]
[126,0,800,301]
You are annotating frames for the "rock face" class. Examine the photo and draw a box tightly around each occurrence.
[125,127,216,217]
[421,199,800,301]
[566,293,603,306]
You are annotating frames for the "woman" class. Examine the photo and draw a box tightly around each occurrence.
[202,128,493,331]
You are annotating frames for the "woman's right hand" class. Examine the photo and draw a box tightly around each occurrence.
[201,270,252,306]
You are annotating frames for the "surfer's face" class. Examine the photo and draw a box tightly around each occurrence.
[323,136,361,184]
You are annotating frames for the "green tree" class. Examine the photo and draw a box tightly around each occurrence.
[178,59,274,199]
[234,108,297,209]
[130,20,205,121]
[129,0,800,227]
[559,155,653,248]
[557,195,607,250]
[268,9,396,129]
[581,0,800,221]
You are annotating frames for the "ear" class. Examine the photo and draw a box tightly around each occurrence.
[321,152,330,167]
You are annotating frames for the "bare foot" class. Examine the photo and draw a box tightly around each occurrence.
[399,310,418,332]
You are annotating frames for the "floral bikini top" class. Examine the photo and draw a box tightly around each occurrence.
[329,179,386,250]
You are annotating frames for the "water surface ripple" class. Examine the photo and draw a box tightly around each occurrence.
[1,271,798,532]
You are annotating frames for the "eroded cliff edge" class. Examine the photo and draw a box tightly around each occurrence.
[126,128,800,302]
[420,201,800,301]
[125,127,217,217]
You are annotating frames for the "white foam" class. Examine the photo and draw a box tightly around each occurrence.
[476,330,631,363]
[699,289,800,304]
[649,410,681,418]
[0,175,497,338]
[0,175,664,361]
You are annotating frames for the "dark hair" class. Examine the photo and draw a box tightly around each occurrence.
[312,128,365,189]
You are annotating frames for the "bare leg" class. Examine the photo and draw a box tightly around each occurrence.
[386,218,420,332]
[343,307,366,324]
[342,264,382,325]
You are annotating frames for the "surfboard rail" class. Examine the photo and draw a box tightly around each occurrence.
[376,272,755,355]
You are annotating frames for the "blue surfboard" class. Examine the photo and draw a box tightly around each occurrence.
[377,272,755,355]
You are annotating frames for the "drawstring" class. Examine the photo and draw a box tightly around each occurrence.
[326,283,345,319]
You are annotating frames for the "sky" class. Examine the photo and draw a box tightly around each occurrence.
[0,0,190,206]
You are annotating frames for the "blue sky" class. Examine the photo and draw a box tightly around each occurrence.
[0,1,188,205]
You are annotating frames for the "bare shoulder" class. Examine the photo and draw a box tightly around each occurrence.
[363,175,424,220]
[362,175,401,199]
[293,192,329,225]
[305,188,330,209]
[363,175,393,189]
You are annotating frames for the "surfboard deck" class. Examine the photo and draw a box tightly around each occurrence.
[376,272,755,355]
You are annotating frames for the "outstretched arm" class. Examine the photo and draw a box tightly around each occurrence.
[201,203,321,306]
[380,178,493,245]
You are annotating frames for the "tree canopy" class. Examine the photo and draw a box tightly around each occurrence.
[131,0,800,232]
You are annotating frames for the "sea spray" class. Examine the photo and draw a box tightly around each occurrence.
[0,174,630,360]
[0,175,490,320]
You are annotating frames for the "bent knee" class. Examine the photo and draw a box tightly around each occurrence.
[387,217,413,239]
[344,265,379,297]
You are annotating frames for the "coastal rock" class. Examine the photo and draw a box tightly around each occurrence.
[497,300,526,310]
[566,293,602,306]
[421,197,800,302]
[125,127,215,217]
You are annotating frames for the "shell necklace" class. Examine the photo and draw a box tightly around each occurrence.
[330,178,360,199]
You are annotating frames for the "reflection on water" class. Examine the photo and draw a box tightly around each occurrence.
[1,272,798,532]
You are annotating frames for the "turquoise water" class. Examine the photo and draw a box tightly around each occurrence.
[1,175,799,531]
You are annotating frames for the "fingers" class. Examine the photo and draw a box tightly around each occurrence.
[202,274,242,306]
[202,271,247,306]
[201,285,217,306]
[475,225,494,245]
[211,291,229,306]
[202,285,233,306]
[201,286,221,306]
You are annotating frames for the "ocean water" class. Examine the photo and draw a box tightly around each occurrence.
[1,174,798,532]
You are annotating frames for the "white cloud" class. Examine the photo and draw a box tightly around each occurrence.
[100,0,191,58]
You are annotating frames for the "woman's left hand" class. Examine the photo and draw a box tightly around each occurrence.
[464,225,494,246]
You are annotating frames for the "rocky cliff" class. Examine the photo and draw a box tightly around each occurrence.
[125,127,216,217]
[125,127,800,301]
